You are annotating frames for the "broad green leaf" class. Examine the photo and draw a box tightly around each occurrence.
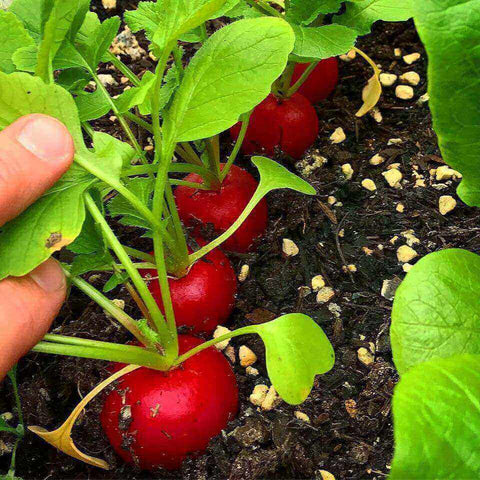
[391,249,480,375]
[9,0,46,42]
[35,0,84,80]
[414,0,480,206]
[223,1,263,18]
[68,211,105,255]
[70,252,112,276]
[125,0,227,51]
[12,45,37,72]
[56,68,91,93]
[291,24,358,61]
[334,0,414,35]
[252,313,334,404]
[91,131,135,171]
[286,0,343,25]
[108,177,155,230]
[116,71,156,114]
[104,271,129,292]
[165,17,295,142]
[390,354,480,479]
[0,10,35,73]
[75,89,111,122]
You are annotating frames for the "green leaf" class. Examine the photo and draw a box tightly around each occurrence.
[223,1,263,18]
[68,211,105,255]
[164,17,295,142]
[104,270,129,292]
[414,0,480,206]
[35,0,84,81]
[334,0,414,35]
[70,252,112,276]
[75,89,111,121]
[91,131,135,171]
[391,249,480,375]
[252,313,334,404]
[0,10,35,73]
[125,0,227,51]
[116,71,156,114]
[291,24,358,61]
[56,68,91,93]
[108,177,155,230]
[390,354,480,479]
[286,0,343,25]
[9,0,47,42]
[253,156,316,196]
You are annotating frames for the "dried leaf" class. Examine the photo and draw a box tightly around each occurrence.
[355,47,382,117]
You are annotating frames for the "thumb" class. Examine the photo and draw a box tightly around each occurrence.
[0,259,67,379]
[0,113,74,226]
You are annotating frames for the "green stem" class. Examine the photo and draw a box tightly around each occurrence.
[122,246,155,263]
[62,265,151,345]
[205,137,221,188]
[84,194,170,344]
[75,153,177,251]
[220,111,252,182]
[188,186,264,264]
[244,0,281,16]
[170,179,210,190]
[33,340,170,371]
[8,369,23,429]
[124,111,153,133]
[165,181,189,260]
[82,121,94,139]
[179,142,203,166]
[286,61,319,97]
[107,51,141,87]
[173,325,257,366]
[173,46,184,79]
[280,62,296,96]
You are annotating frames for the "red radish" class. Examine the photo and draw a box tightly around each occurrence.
[101,335,239,471]
[229,93,319,159]
[140,246,237,334]
[175,164,267,253]
[291,58,339,104]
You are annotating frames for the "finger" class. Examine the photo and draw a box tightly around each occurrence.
[0,259,67,380]
[0,113,74,226]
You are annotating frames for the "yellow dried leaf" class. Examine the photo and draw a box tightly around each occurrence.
[29,364,140,470]
[354,47,382,117]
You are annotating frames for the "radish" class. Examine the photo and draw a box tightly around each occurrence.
[175,164,268,253]
[140,246,237,334]
[101,335,239,471]
[291,58,339,104]
[229,93,319,159]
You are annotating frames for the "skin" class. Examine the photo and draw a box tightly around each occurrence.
[0,114,74,380]
[101,335,239,471]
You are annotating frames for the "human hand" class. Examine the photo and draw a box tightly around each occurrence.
[0,114,74,380]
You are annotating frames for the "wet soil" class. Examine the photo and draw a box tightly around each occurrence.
[2,2,479,480]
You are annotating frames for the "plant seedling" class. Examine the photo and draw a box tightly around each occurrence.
[0,0,337,471]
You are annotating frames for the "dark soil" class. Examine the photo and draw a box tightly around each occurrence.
[2,2,479,480]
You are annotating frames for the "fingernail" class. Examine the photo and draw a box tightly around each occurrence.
[16,115,73,163]
[30,259,66,293]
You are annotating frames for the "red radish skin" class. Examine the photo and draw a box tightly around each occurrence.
[101,335,239,471]
[140,246,237,334]
[175,164,267,253]
[230,93,319,159]
[291,58,339,104]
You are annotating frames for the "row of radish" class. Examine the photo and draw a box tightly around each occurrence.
[100,60,338,470]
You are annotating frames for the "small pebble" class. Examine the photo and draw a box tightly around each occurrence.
[369,153,385,166]
[341,163,354,180]
[394,48,402,57]
[345,399,358,418]
[261,386,281,411]
[400,71,420,86]
[311,275,326,291]
[379,73,397,87]
[238,264,250,282]
[357,347,374,366]
[225,345,236,363]
[97,74,117,87]
[213,326,231,351]
[418,93,430,104]
[403,52,421,64]
[401,229,420,247]
[397,245,418,263]
[396,203,405,213]
[361,178,377,191]
[381,278,401,301]
[282,238,299,257]
[330,127,346,144]
[246,366,259,376]
[395,85,414,100]
[239,345,257,367]
[327,195,336,205]
[316,286,335,304]
[436,165,462,181]
[403,263,414,273]
[294,411,311,423]
[388,138,403,145]
[382,169,403,188]
[439,195,457,215]
[362,247,374,255]
[102,0,116,8]
[249,385,269,407]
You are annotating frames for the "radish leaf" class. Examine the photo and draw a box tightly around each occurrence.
[334,0,414,35]
[391,249,480,375]
[286,0,343,25]
[254,313,335,404]
[390,354,480,479]
[165,17,295,142]
[75,89,111,121]
[291,24,358,61]
[0,10,34,73]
